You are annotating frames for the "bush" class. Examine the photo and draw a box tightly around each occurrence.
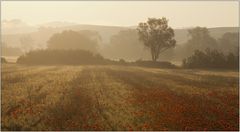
[17,49,107,65]
[1,57,7,63]
[182,48,239,69]
[118,59,127,65]
[135,60,177,68]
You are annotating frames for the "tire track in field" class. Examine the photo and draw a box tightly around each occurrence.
[106,66,238,96]
[42,68,103,130]
[1,65,83,130]
[103,67,239,130]
[1,66,60,86]
[2,64,55,74]
[86,68,142,130]
[42,67,138,130]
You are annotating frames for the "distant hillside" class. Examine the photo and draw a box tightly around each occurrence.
[2,24,238,48]
[38,21,79,28]
[174,27,239,44]
[2,24,129,48]
[2,19,37,34]
[2,23,238,63]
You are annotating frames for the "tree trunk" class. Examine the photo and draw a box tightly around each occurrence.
[153,56,156,62]
[151,48,155,62]
[151,47,157,62]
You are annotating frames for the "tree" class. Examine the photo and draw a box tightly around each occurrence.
[1,57,7,63]
[182,48,238,69]
[186,27,218,51]
[137,17,176,62]
[20,35,35,52]
[47,30,99,52]
[17,49,106,65]
[103,29,146,61]
[177,27,218,60]
[218,32,239,54]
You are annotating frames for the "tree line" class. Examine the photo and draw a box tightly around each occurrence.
[182,48,238,69]
[15,17,238,69]
[17,49,106,65]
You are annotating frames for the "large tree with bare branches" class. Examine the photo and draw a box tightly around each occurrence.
[137,17,176,62]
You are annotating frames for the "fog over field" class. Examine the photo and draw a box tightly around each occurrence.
[1,1,239,131]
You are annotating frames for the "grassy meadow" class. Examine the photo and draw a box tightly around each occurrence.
[1,64,239,130]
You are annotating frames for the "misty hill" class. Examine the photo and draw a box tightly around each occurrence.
[174,27,238,44]
[2,19,38,35]
[39,21,79,28]
[2,22,238,62]
[2,23,238,48]
[2,24,129,48]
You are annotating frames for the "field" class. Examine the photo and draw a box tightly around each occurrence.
[1,64,239,131]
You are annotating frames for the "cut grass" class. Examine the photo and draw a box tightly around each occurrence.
[1,64,239,130]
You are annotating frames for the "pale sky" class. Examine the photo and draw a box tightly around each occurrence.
[1,1,239,28]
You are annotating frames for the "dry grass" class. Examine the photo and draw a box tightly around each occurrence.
[1,64,239,130]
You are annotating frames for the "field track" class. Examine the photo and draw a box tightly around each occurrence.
[1,64,239,130]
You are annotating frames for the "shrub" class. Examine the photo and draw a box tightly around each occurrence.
[118,59,127,65]
[182,48,239,69]
[1,57,7,63]
[135,60,177,69]
[17,49,107,65]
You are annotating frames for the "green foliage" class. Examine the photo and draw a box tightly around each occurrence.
[137,17,176,61]
[182,48,239,69]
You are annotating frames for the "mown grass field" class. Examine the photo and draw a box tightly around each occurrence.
[1,64,239,131]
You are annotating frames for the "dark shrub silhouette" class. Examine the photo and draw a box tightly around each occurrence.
[16,49,178,69]
[17,49,107,65]
[135,60,177,69]
[1,57,7,63]
[182,48,239,69]
[118,59,127,65]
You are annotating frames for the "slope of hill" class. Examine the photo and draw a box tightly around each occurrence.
[2,24,238,48]
[2,19,38,35]
[2,22,238,62]
[2,24,129,48]
[2,64,239,130]
[174,27,238,45]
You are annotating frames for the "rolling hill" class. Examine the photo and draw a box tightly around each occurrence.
[2,22,238,48]
[2,21,238,62]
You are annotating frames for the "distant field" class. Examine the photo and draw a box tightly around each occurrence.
[1,64,239,130]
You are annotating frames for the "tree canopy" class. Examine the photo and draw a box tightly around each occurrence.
[137,17,176,61]
[47,30,99,52]
[218,32,239,54]
[186,27,218,51]
[102,29,146,61]
[182,48,238,69]
[17,49,106,65]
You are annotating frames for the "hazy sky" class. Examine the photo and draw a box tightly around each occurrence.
[1,1,239,28]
